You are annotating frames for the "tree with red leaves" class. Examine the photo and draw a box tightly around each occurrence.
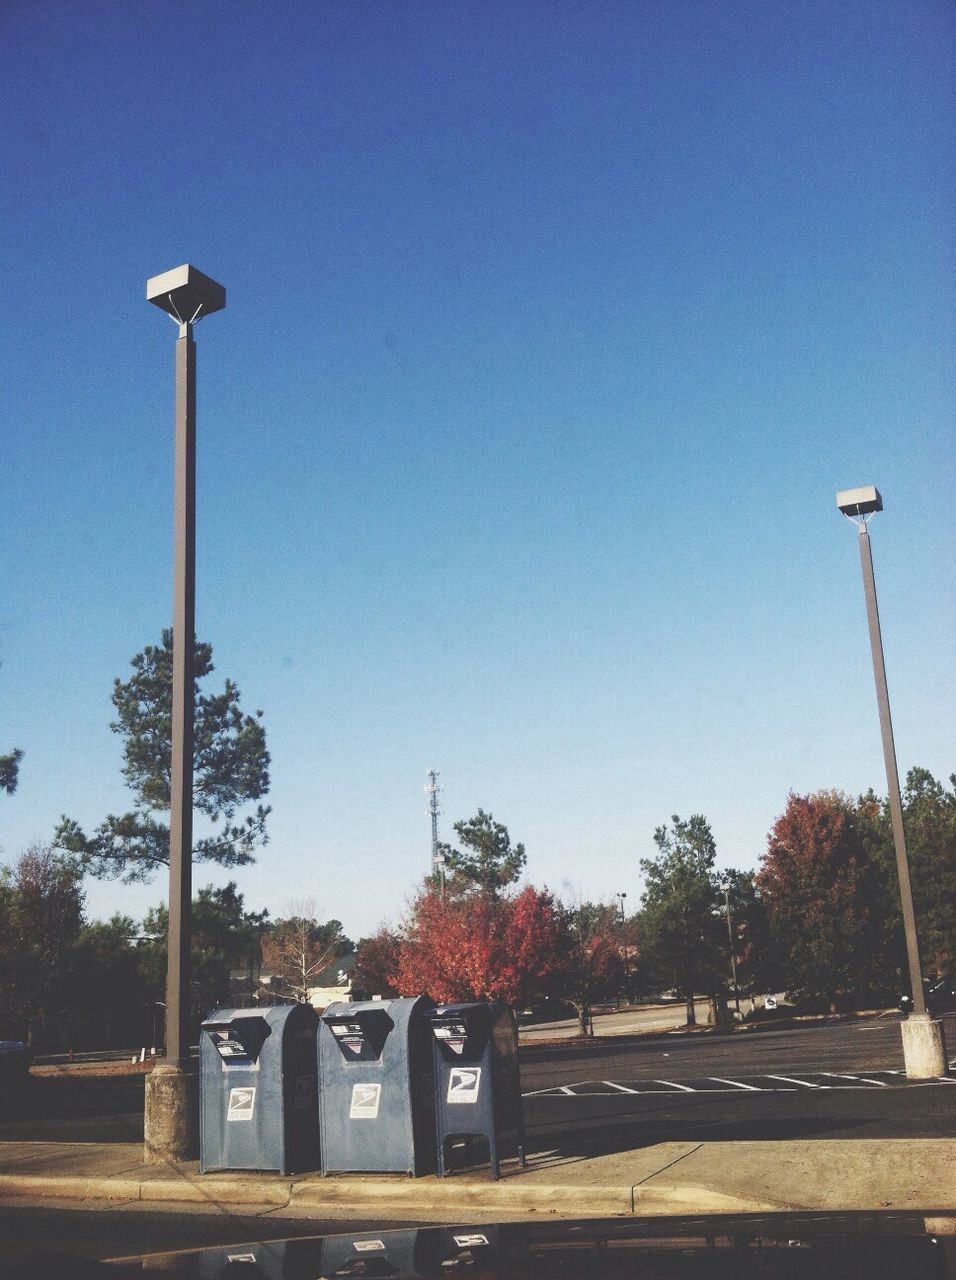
[352,927,402,1000]
[392,884,565,1006]
[756,790,891,1009]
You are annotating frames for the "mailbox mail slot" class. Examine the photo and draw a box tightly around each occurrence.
[204,1015,270,1065]
[323,1006,393,1061]
[318,996,436,1175]
[200,1003,319,1175]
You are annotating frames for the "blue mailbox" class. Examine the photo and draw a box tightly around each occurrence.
[317,996,436,1175]
[428,1000,526,1179]
[200,1003,318,1174]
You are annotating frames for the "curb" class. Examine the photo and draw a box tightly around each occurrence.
[0,1175,147,1203]
[0,1172,631,1216]
[289,1178,632,1215]
[634,1186,790,1214]
[2,1169,951,1219]
[0,1171,838,1218]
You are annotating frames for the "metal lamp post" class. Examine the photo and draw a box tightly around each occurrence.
[836,485,946,1078]
[719,880,740,1015]
[616,892,629,1002]
[143,265,226,1162]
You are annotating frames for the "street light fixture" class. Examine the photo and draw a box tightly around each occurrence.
[836,485,946,1078]
[143,264,226,1162]
[616,892,629,1002]
[719,880,740,1016]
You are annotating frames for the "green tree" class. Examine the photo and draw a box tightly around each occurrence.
[716,869,785,1003]
[897,768,955,976]
[862,768,956,978]
[71,914,147,1047]
[0,747,22,795]
[1,656,22,795]
[0,845,85,1039]
[55,630,270,883]
[559,900,625,1036]
[140,882,270,1021]
[638,814,724,1026]
[437,809,527,899]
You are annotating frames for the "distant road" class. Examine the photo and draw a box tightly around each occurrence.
[521,1011,955,1083]
[519,1001,712,1040]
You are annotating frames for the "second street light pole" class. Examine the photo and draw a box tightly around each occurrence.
[836,486,946,1079]
[720,881,740,1015]
[144,265,226,1162]
[857,519,924,1018]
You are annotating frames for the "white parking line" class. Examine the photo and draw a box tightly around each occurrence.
[522,1070,950,1099]
[765,1075,822,1088]
[821,1072,886,1086]
[522,1079,601,1097]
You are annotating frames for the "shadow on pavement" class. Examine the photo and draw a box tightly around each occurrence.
[0,1073,145,1143]
[522,1094,871,1159]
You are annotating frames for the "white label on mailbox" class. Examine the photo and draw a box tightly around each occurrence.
[353,1240,386,1252]
[447,1067,481,1103]
[216,1038,246,1058]
[349,1082,382,1119]
[453,1234,489,1248]
[293,1074,313,1109]
[227,1086,256,1121]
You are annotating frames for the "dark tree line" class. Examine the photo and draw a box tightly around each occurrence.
[630,768,955,1020]
[0,846,351,1051]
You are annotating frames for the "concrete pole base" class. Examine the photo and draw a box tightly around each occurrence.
[144,1063,199,1164]
[901,1014,948,1079]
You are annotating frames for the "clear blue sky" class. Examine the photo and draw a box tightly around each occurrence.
[2,1,953,940]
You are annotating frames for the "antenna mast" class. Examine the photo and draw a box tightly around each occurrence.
[424,769,445,892]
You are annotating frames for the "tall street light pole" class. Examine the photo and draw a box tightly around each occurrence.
[143,265,226,1162]
[836,486,946,1079]
[616,892,629,1002]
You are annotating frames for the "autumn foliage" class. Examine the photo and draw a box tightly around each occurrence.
[351,926,402,999]
[756,790,888,1006]
[391,884,565,1005]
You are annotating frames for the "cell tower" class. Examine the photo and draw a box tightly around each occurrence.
[424,768,445,890]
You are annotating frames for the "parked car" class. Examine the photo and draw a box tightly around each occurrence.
[899,976,956,1016]
[515,1000,577,1025]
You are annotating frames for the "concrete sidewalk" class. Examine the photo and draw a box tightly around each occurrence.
[0,1139,953,1218]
